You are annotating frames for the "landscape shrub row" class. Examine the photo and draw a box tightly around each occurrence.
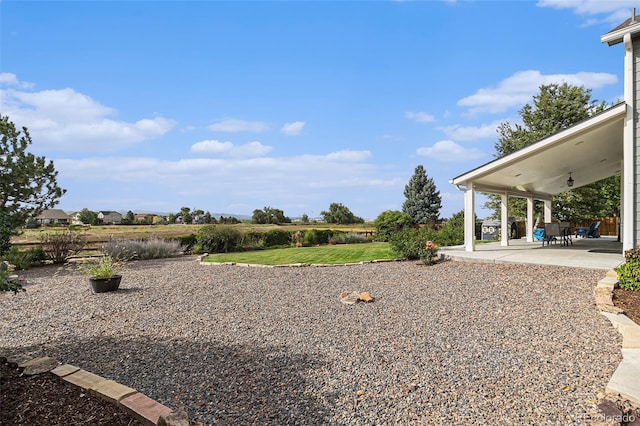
[192,226,370,254]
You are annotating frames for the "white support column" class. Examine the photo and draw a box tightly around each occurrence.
[621,159,625,243]
[526,197,534,242]
[464,183,475,252]
[543,199,552,223]
[623,33,635,252]
[500,193,509,246]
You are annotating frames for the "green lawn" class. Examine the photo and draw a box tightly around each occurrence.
[202,242,398,265]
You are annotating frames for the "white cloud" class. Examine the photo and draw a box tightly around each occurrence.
[457,70,618,114]
[190,139,273,157]
[324,150,372,162]
[208,118,270,133]
[439,120,505,142]
[405,111,435,123]
[416,140,487,162]
[0,82,175,152]
[537,1,637,24]
[280,121,305,135]
[0,72,34,89]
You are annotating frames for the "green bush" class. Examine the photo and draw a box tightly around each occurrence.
[616,247,640,291]
[389,227,438,260]
[169,234,197,253]
[373,210,413,242]
[437,210,465,247]
[194,225,243,253]
[3,246,47,270]
[0,263,24,294]
[302,229,333,246]
[264,229,292,247]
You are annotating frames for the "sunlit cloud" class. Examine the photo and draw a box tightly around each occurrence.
[0,77,175,152]
[280,121,305,135]
[458,70,617,114]
[190,139,273,157]
[208,118,271,133]
[416,140,487,162]
[405,111,436,123]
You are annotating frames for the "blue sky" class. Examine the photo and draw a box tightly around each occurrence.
[0,1,635,220]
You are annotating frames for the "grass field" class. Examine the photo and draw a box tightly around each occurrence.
[12,223,374,245]
[202,242,397,265]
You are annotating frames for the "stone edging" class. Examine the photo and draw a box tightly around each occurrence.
[595,270,640,407]
[3,356,189,426]
[197,252,403,268]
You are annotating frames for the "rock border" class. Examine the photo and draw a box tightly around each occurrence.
[197,252,404,268]
[2,356,189,426]
[594,269,640,407]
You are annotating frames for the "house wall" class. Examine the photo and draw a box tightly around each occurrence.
[634,34,640,246]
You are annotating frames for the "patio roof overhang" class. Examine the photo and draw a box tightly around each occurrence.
[449,103,626,199]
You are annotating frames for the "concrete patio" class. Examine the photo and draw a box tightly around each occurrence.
[439,235,624,270]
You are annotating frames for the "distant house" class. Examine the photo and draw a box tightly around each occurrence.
[134,213,154,223]
[35,209,71,225]
[98,211,122,225]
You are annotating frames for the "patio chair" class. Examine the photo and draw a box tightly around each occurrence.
[575,221,601,238]
[543,222,561,246]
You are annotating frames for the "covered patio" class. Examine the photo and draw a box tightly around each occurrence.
[450,15,640,257]
[439,236,623,270]
[450,103,625,254]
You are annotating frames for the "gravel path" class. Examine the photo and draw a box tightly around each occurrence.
[0,257,622,425]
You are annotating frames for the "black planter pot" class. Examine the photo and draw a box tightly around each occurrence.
[89,275,122,293]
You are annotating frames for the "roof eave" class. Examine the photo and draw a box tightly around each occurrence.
[450,103,626,186]
[601,21,640,46]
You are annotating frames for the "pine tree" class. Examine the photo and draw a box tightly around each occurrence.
[402,165,442,225]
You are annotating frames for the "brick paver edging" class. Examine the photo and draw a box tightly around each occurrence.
[4,356,189,426]
[595,269,640,406]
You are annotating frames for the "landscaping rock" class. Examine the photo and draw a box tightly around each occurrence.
[158,408,190,426]
[358,292,374,303]
[19,357,60,376]
[340,291,360,305]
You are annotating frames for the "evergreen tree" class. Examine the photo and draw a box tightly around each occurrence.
[0,115,66,227]
[402,165,442,225]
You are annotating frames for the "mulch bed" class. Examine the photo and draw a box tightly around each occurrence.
[0,360,143,425]
[613,287,640,326]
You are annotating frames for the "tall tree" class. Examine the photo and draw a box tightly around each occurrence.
[320,203,364,224]
[252,206,291,224]
[0,115,66,227]
[77,208,99,225]
[485,83,614,221]
[402,165,442,225]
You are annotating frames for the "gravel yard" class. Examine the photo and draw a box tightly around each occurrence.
[0,257,622,425]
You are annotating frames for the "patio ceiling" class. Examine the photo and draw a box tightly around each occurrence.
[450,103,626,198]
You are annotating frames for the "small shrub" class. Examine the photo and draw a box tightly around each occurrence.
[420,240,439,265]
[101,239,137,262]
[616,247,640,291]
[102,237,183,260]
[171,234,197,253]
[79,256,120,279]
[195,225,243,253]
[3,246,47,270]
[264,229,292,247]
[0,263,24,294]
[389,227,438,260]
[302,229,333,246]
[39,230,85,264]
[328,232,369,245]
